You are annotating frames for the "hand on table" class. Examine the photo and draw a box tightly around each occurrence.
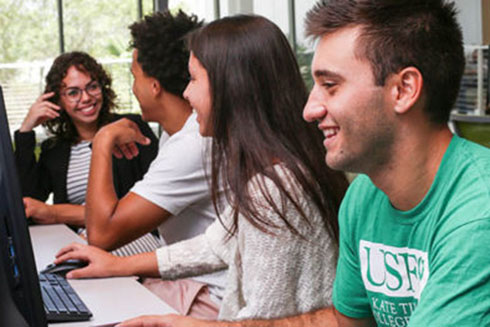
[54,242,125,279]
[23,197,56,224]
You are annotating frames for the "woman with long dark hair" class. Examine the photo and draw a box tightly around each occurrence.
[55,16,348,323]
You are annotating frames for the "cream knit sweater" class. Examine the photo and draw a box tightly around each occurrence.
[155,165,337,321]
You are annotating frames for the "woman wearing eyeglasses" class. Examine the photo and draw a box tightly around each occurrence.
[14,51,158,229]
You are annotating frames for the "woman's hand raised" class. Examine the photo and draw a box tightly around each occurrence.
[19,92,61,132]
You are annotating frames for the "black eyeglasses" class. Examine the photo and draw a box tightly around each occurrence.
[60,81,102,103]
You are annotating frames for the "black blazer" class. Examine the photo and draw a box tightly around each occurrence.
[14,114,158,204]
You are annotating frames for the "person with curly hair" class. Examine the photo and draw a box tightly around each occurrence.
[14,51,158,229]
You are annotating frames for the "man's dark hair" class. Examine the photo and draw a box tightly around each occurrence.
[129,10,202,97]
[43,51,116,144]
[305,0,465,125]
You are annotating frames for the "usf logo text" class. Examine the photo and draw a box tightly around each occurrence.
[359,241,429,299]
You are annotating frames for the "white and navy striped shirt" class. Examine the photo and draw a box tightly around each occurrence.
[66,141,91,205]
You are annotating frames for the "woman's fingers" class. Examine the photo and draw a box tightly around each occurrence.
[55,242,84,258]
[41,100,61,111]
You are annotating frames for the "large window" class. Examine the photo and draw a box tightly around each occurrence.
[1,0,319,133]
[0,0,60,131]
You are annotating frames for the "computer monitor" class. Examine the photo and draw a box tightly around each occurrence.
[0,85,48,327]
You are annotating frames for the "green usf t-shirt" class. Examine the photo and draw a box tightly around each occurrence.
[333,135,490,327]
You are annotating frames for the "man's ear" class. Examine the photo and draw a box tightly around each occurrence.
[150,78,162,96]
[391,67,423,115]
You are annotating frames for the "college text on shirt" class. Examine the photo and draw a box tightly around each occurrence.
[359,240,429,327]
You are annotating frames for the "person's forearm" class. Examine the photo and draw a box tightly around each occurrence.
[124,251,161,278]
[191,308,337,327]
[85,130,119,249]
[50,204,86,226]
[156,231,228,281]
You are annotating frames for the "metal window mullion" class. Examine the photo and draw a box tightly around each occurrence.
[215,0,221,19]
[288,0,296,52]
[57,0,65,53]
[138,0,143,19]
[154,0,168,12]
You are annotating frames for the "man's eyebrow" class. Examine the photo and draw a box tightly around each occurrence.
[313,69,343,80]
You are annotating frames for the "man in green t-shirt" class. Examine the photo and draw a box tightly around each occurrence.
[297,0,490,326]
[112,1,490,327]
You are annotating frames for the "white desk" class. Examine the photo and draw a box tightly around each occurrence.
[30,224,176,327]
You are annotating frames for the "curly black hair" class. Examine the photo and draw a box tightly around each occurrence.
[43,51,116,144]
[129,10,202,96]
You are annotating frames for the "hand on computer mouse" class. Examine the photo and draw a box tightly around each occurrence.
[40,259,88,277]
[54,242,127,279]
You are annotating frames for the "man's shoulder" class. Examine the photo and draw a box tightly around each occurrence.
[452,136,490,169]
[163,118,210,152]
[445,137,490,205]
[149,128,209,174]
[428,137,490,233]
[174,113,203,138]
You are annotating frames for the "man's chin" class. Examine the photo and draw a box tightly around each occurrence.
[326,155,341,170]
[326,155,352,172]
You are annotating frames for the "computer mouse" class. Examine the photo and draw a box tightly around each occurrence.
[40,259,88,276]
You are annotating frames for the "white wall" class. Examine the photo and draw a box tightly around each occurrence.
[453,0,483,45]
[169,0,216,22]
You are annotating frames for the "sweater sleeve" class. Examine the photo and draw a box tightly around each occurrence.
[155,218,230,280]
[14,130,52,201]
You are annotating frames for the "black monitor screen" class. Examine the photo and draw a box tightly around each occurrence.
[0,85,47,327]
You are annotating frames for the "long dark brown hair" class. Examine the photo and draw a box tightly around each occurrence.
[43,51,116,144]
[188,15,348,243]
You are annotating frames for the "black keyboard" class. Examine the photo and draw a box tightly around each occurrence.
[39,273,92,322]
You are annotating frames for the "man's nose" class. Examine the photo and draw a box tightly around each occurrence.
[303,87,326,122]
